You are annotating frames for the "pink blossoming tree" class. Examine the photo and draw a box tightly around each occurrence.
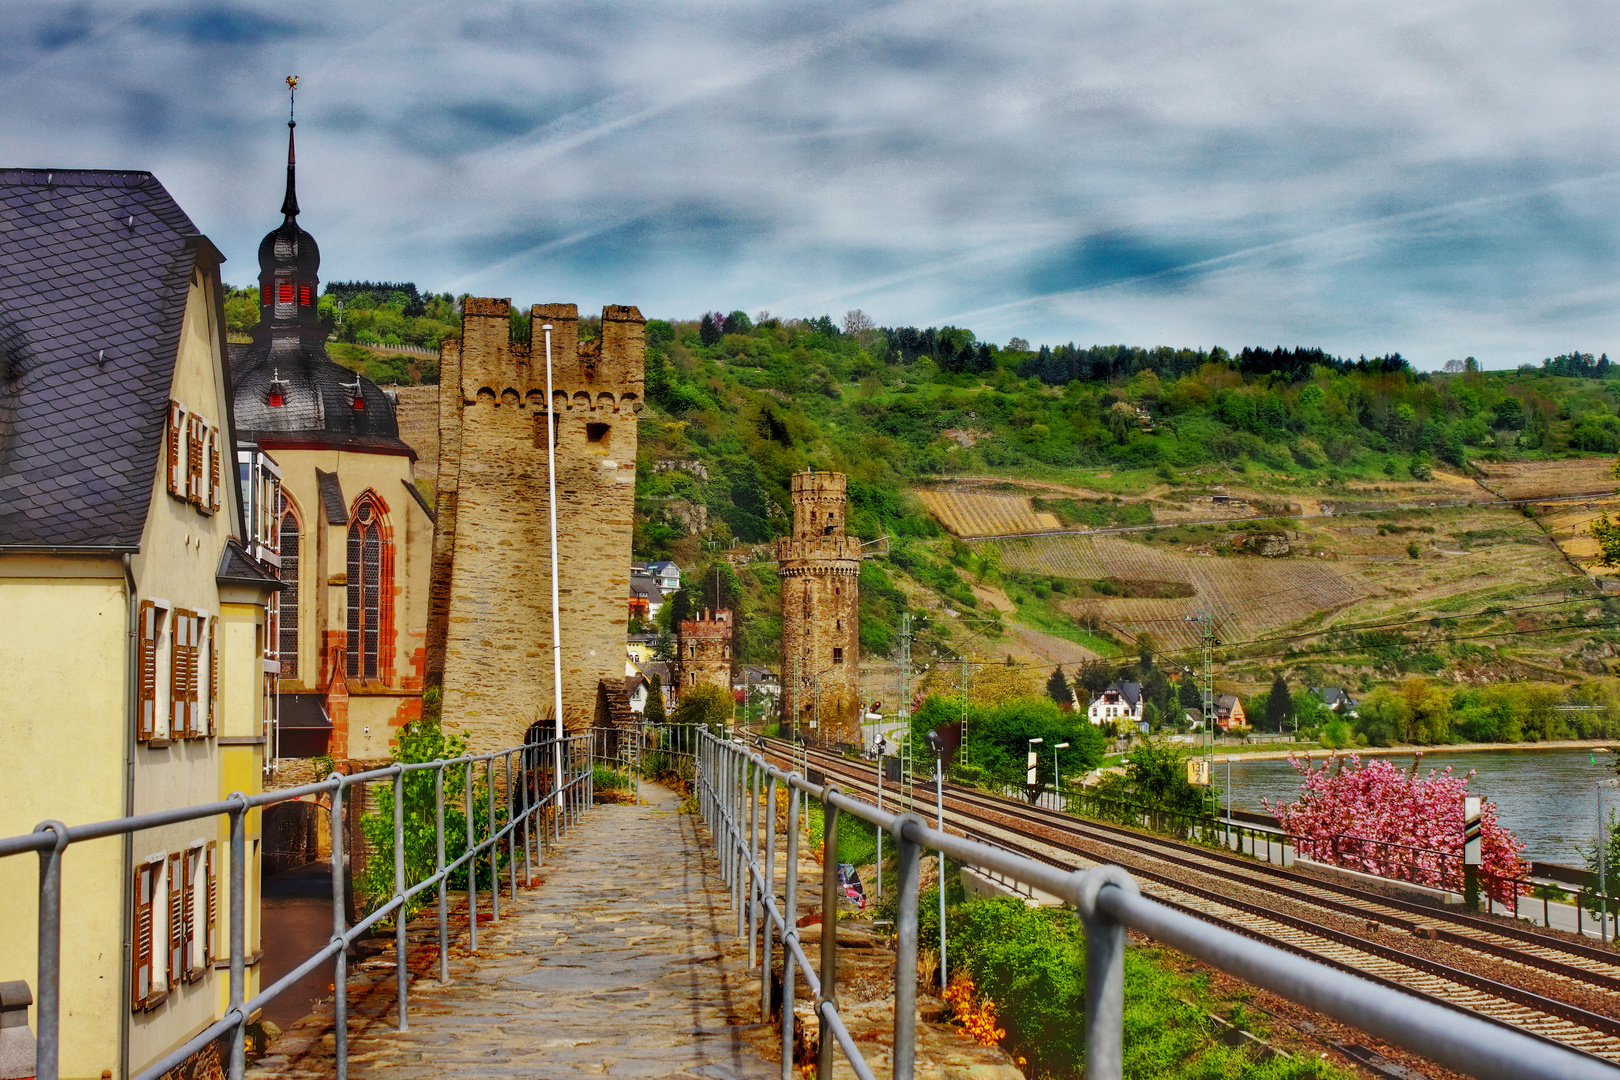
[1264,753,1526,904]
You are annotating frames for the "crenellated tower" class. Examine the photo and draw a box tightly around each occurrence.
[676,608,734,699]
[425,300,644,749]
[776,470,861,745]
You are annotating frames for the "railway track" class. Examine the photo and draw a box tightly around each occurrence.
[752,736,1620,1064]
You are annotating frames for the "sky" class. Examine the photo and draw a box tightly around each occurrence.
[2,1,1616,368]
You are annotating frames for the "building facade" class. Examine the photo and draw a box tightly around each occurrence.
[676,608,734,698]
[230,125,433,766]
[1087,682,1144,727]
[0,170,278,1078]
[776,470,861,744]
[425,300,645,749]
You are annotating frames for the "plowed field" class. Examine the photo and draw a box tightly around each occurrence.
[917,488,1059,536]
[1474,458,1616,500]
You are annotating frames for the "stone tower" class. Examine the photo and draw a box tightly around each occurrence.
[425,301,644,750]
[676,608,735,700]
[776,470,861,744]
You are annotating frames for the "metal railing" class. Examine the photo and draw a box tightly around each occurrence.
[1,732,593,1080]
[697,731,1617,1080]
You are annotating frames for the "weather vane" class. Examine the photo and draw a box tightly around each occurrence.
[286,75,298,126]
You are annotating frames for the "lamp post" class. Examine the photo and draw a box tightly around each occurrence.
[1052,742,1069,812]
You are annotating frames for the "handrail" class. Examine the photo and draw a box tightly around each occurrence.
[697,731,1619,1080]
[3,732,596,1080]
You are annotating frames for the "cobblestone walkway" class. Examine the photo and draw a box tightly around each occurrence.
[258,781,777,1080]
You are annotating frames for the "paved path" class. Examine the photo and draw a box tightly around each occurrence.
[259,781,777,1080]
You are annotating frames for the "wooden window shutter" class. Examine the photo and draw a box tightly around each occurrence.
[187,415,206,506]
[169,611,187,738]
[138,601,158,741]
[131,863,154,1008]
[204,843,218,964]
[187,614,202,737]
[207,616,218,736]
[167,854,184,989]
[181,850,196,980]
[207,426,222,513]
[166,401,186,499]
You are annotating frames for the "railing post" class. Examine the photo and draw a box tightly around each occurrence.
[781,780,802,1080]
[330,777,349,1079]
[891,812,925,1080]
[32,822,66,1080]
[486,758,499,923]
[1075,866,1139,1080]
[391,766,408,1032]
[521,749,532,886]
[762,772,776,1024]
[735,749,746,937]
[228,794,248,1080]
[749,758,760,969]
[436,762,448,985]
[465,759,477,952]
[507,751,518,900]
[817,785,841,1080]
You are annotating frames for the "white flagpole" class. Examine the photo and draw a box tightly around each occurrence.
[544,324,565,810]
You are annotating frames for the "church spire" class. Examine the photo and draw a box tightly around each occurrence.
[280,76,299,218]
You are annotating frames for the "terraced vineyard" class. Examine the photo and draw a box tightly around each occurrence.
[916,487,1059,536]
[992,534,1371,650]
[985,505,1585,656]
[1474,457,1615,500]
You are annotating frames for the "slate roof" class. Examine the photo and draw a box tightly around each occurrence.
[0,170,206,547]
[217,537,285,590]
[316,469,347,524]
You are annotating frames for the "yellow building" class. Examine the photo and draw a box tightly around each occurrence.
[0,171,280,1077]
[231,119,432,767]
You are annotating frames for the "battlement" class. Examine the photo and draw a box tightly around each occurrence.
[456,300,645,411]
[679,609,734,639]
[775,537,863,567]
[790,469,848,539]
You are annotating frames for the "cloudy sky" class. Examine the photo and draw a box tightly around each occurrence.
[3,1,1616,367]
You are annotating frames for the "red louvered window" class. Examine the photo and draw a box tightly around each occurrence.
[167,853,184,993]
[166,401,186,499]
[298,284,312,306]
[277,281,293,304]
[137,601,161,741]
[131,861,159,1009]
[187,416,206,506]
[204,843,218,966]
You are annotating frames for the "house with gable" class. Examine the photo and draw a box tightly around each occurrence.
[0,169,280,1078]
[1086,681,1144,727]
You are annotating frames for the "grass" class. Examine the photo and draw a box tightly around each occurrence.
[1004,585,1123,657]
[936,896,1351,1079]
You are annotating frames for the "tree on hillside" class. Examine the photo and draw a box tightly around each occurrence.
[1075,660,1113,698]
[1046,666,1074,709]
[699,312,722,346]
[1264,674,1292,732]
[1178,674,1204,712]
[644,674,666,724]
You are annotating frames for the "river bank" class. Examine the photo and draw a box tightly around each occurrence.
[1210,738,1619,763]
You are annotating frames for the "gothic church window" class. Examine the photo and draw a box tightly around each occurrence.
[347,497,386,682]
[278,495,300,678]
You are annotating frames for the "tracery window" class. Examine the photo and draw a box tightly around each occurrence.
[346,496,387,681]
[278,493,300,678]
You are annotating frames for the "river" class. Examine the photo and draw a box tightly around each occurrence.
[1218,748,1616,866]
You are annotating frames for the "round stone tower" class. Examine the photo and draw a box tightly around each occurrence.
[776,470,861,744]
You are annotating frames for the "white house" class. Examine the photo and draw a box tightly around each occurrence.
[647,560,682,593]
[1087,682,1144,726]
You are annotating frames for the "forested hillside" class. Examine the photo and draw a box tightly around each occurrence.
[232,284,1620,741]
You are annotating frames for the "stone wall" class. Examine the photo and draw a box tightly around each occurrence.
[676,608,734,699]
[424,300,644,751]
[777,471,861,744]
